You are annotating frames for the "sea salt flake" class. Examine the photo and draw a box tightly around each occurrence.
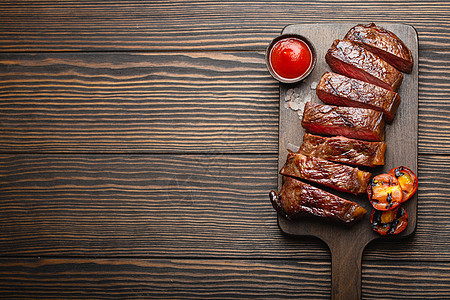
[287,143,300,153]
[289,101,300,111]
[285,88,295,102]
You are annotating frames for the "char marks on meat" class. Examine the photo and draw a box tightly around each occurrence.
[316,72,401,123]
[269,24,413,224]
[301,102,385,142]
[299,133,387,167]
[325,39,403,91]
[280,152,372,194]
[270,176,367,224]
[344,23,413,73]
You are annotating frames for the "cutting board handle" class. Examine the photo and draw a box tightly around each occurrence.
[328,236,368,300]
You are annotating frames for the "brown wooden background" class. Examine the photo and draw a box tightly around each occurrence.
[0,1,449,299]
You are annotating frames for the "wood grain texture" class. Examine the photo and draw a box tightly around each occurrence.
[0,50,449,154]
[0,52,279,153]
[0,1,449,51]
[362,261,450,299]
[0,154,326,258]
[419,50,450,153]
[0,258,449,299]
[0,154,448,260]
[1,1,450,298]
[0,258,331,299]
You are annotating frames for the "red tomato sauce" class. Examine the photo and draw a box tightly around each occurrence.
[269,37,313,80]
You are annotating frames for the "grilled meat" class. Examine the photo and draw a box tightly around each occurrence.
[299,133,387,167]
[280,152,372,194]
[301,102,385,141]
[325,39,403,91]
[270,176,367,223]
[344,23,413,73]
[316,72,401,123]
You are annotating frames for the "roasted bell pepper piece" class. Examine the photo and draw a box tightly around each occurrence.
[370,205,408,235]
[367,173,403,211]
[389,166,418,202]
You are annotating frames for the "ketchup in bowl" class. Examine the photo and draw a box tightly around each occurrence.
[266,34,316,83]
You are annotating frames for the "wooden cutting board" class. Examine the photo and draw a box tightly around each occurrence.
[276,23,418,300]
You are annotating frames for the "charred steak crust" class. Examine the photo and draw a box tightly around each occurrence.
[269,176,367,223]
[325,39,403,91]
[301,102,385,142]
[299,133,387,167]
[344,23,413,73]
[316,72,401,123]
[280,152,372,194]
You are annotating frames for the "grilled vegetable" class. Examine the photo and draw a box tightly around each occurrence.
[370,206,408,235]
[367,173,403,211]
[389,166,418,202]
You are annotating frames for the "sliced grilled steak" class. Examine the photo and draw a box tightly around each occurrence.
[325,39,403,91]
[301,102,385,141]
[280,152,372,194]
[270,176,367,223]
[344,23,413,73]
[299,133,387,167]
[316,72,401,123]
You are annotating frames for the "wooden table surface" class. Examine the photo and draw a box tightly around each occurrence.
[0,1,449,299]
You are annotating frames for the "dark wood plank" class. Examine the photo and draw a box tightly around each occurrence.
[0,154,330,258]
[419,50,450,154]
[0,258,331,299]
[0,51,279,153]
[0,50,449,154]
[0,154,449,260]
[0,1,449,51]
[362,261,450,299]
[0,258,449,299]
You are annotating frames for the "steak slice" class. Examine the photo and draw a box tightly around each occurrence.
[301,102,385,141]
[280,152,372,194]
[270,176,367,224]
[299,133,387,167]
[344,23,413,73]
[325,39,403,91]
[316,72,401,123]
